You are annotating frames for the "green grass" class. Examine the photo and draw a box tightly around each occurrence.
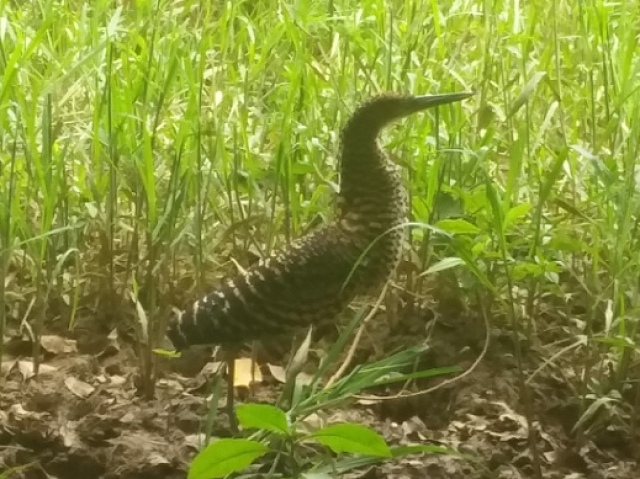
[1,0,640,462]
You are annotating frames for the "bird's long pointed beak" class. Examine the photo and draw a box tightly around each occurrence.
[411,91,475,110]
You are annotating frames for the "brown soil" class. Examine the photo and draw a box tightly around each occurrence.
[1,298,638,479]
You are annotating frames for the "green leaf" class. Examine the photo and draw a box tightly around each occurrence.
[188,439,268,479]
[432,191,464,218]
[236,403,291,435]
[391,444,457,457]
[508,71,547,118]
[309,443,465,476]
[309,423,391,457]
[504,202,531,227]
[434,219,480,235]
[372,365,460,387]
[419,257,465,277]
[0,463,35,479]
[593,335,634,349]
[152,348,182,358]
[512,262,545,280]
[572,396,619,434]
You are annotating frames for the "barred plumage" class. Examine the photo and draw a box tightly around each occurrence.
[167,92,472,351]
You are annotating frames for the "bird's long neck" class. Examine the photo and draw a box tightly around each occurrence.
[335,100,405,236]
[339,103,386,171]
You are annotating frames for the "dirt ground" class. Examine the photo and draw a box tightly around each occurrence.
[1,295,638,479]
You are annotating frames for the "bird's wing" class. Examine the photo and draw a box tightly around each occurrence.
[239,224,362,311]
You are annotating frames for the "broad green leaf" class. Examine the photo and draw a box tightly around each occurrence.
[512,262,545,280]
[309,423,391,457]
[236,403,290,435]
[435,219,480,235]
[505,202,531,227]
[188,439,268,479]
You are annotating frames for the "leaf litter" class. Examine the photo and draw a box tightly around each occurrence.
[0,309,638,479]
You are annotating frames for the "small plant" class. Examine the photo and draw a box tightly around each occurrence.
[0,463,35,479]
[189,401,456,479]
[185,309,464,479]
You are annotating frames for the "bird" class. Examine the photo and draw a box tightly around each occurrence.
[167,91,473,428]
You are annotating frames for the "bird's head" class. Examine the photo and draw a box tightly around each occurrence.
[343,91,474,141]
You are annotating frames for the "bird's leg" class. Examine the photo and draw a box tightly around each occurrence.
[223,347,239,434]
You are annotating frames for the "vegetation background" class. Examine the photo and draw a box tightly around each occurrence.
[1,0,639,477]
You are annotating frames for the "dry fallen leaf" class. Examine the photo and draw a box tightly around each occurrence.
[59,420,81,448]
[297,412,324,435]
[201,361,224,376]
[4,271,16,287]
[65,377,95,398]
[9,403,30,417]
[401,416,428,441]
[120,412,136,424]
[267,363,287,383]
[1,359,16,376]
[17,360,57,380]
[40,335,77,355]
[96,329,121,357]
[184,433,207,450]
[148,452,170,465]
[233,357,262,388]
[267,363,314,386]
[296,372,314,386]
[110,375,126,387]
